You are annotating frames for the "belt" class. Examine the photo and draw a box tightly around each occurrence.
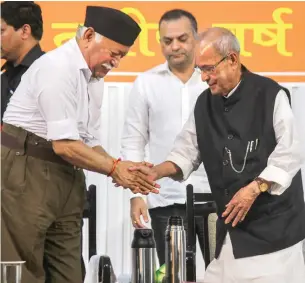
[1,131,71,167]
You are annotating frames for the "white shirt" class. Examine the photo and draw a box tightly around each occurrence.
[121,62,211,209]
[167,88,303,195]
[3,39,104,147]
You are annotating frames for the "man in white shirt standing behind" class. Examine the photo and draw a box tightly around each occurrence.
[121,9,210,266]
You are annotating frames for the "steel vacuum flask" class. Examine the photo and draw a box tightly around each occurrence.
[165,216,186,283]
[131,228,156,283]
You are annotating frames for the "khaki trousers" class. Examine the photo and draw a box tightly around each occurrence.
[1,124,86,283]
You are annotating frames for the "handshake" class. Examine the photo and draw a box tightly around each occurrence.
[110,160,160,195]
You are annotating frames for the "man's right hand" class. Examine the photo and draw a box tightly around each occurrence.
[112,161,160,194]
[130,197,149,228]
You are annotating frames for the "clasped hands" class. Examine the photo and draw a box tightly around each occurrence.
[111,160,159,195]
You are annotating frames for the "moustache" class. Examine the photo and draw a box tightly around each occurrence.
[101,63,113,70]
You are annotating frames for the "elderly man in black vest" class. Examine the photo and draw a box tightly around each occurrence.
[128,27,305,282]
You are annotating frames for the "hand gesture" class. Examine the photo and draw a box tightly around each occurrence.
[111,161,160,194]
[130,197,149,228]
[222,181,261,227]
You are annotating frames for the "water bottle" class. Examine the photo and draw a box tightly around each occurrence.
[131,228,156,283]
[165,216,186,283]
[98,255,117,283]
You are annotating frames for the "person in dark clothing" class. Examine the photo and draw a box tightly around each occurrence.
[1,1,44,123]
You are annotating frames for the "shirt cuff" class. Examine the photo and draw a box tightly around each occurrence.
[47,118,79,141]
[130,192,147,201]
[85,138,100,148]
[259,165,291,195]
[167,154,194,181]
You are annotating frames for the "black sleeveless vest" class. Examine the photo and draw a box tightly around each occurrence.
[194,67,305,258]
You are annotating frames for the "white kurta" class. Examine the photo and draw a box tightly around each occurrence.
[166,86,305,282]
[204,234,305,283]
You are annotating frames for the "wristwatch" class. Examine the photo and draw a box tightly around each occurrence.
[254,177,272,192]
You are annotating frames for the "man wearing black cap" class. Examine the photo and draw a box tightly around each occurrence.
[1,6,159,283]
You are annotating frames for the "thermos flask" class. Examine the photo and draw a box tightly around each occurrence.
[131,228,156,283]
[165,216,186,283]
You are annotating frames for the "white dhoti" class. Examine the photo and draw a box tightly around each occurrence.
[204,234,305,283]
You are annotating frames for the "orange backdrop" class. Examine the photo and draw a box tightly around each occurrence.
[34,1,305,82]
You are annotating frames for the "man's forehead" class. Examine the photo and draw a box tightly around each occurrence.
[111,47,129,56]
[160,18,193,36]
[102,37,130,53]
[198,41,215,56]
[195,43,219,64]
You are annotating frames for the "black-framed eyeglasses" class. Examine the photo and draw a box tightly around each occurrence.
[197,55,229,75]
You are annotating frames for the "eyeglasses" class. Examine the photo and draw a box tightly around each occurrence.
[197,55,229,75]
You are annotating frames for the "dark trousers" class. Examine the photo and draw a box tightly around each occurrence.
[1,124,86,283]
[149,203,205,266]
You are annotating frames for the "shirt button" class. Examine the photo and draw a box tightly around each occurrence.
[223,160,229,166]
[224,107,229,112]
[16,152,20,156]
[228,134,234,140]
[225,189,229,196]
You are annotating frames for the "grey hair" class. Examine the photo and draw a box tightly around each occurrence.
[75,25,103,42]
[198,27,240,56]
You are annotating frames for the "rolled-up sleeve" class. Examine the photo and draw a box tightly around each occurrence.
[259,90,303,195]
[34,66,79,141]
[167,110,202,180]
[85,136,101,148]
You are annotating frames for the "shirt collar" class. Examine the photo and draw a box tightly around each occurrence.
[1,44,44,71]
[223,65,250,98]
[223,65,251,98]
[151,61,201,78]
[224,81,241,99]
[69,38,92,82]
[151,61,171,73]
[21,44,44,67]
